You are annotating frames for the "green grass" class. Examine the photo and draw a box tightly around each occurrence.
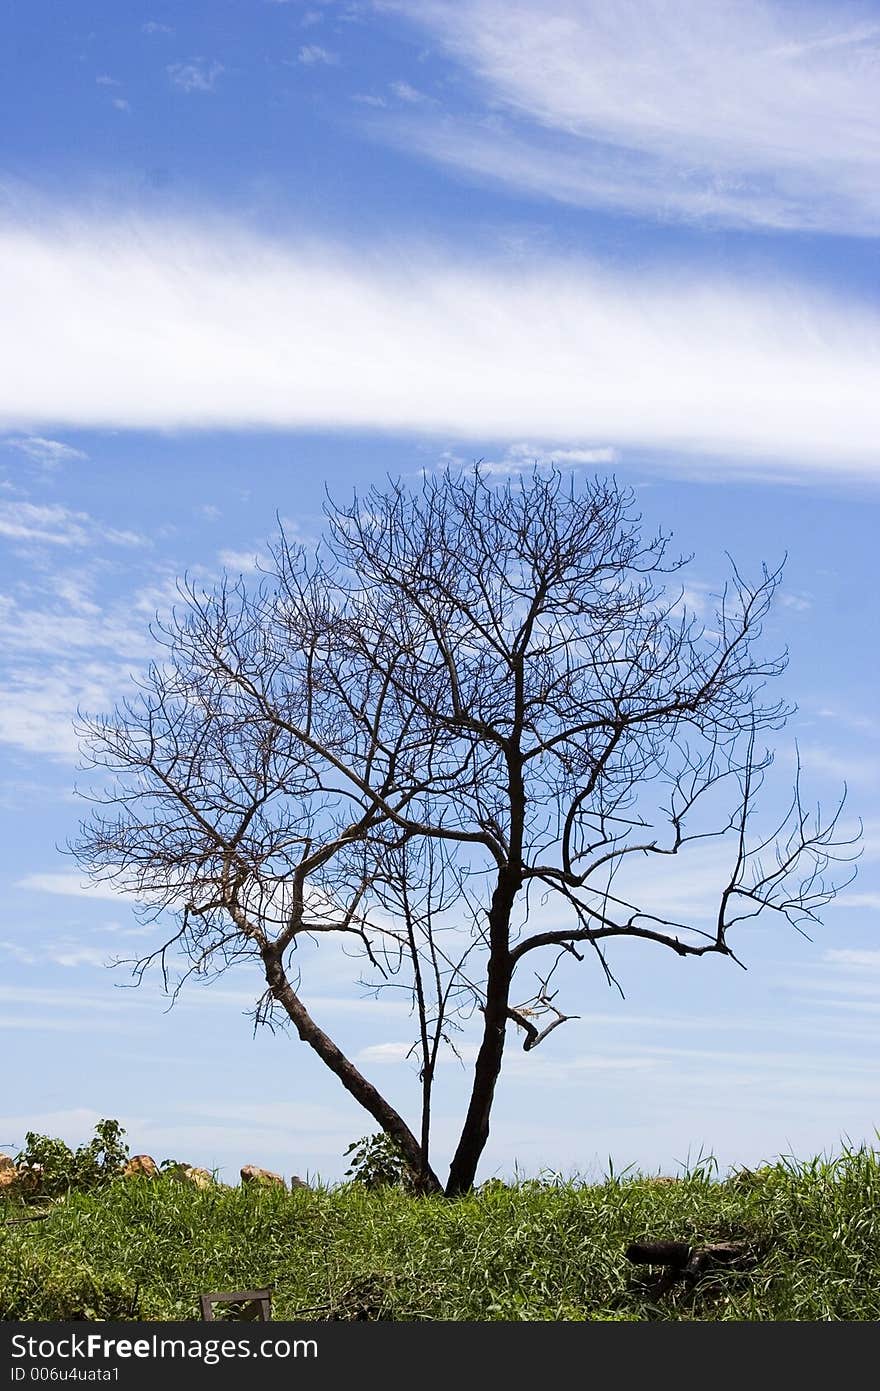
[3,1145,880,1321]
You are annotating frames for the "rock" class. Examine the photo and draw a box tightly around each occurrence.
[167,1163,214,1188]
[240,1165,286,1189]
[726,1165,775,1189]
[290,1175,308,1190]
[123,1154,159,1179]
[0,1155,17,1190]
[184,1167,214,1189]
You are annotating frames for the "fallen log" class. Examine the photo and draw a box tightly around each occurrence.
[625,1240,692,1268]
[624,1238,760,1297]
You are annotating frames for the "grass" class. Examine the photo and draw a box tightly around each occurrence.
[3,1145,880,1321]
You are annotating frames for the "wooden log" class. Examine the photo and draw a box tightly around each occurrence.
[626,1237,760,1298]
[701,1241,754,1267]
[625,1240,692,1268]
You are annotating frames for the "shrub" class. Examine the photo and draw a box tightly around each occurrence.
[13,1119,129,1199]
[343,1133,418,1191]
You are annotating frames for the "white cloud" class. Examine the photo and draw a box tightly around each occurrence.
[0,1015,132,1033]
[795,745,880,787]
[360,1038,660,1077]
[0,501,91,546]
[0,1108,107,1146]
[0,939,112,968]
[475,441,617,476]
[0,500,142,549]
[123,1106,363,1166]
[390,80,428,103]
[49,576,101,617]
[5,436,88,467]
[0,573,152,670]
[167,60,224,93]
[305,996,413,1017]
[16,872,128,902]
[835,817,880,863]
[217,546,270,574]
[816,709,880,738]
[113,99,132,114]
[517,833,834,932]
[95,75,121,88]
[50,945,115,968]
[1,217,879,476]
[355,1041,419,1063]
[378,0,880,234]
[824,948,880,968]
[778,591,813,613]
[142,21,174,36]
[298,44,338,65]
[0,985,149,1014]
[0,941,37,966]
[0,660,135,757]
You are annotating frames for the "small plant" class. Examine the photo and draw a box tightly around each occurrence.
[343,1133,417,1191]
[14,1119,129,1198]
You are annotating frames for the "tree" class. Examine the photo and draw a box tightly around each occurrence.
[74,469,858,1196]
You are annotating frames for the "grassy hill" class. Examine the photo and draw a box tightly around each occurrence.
[3,1144,880,1321]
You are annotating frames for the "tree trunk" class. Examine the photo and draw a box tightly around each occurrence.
[445,873,517,1197]
[263,951,443,1195]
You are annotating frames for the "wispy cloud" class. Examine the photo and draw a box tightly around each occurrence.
[0,660,137,758]
[217,547,270,575]
[1,217,879,476]
[827,894,880,912]
[119,1103,365,1169]
[795,744,880,788]
[824,948,880,968]
[389,80,429,103]
[298,44,338,65]
[0,1015,135,1034]
[778,591,813,614]
[0,1108,110,1146]
[377,0,880,234]
[167,60,224,93]
[0,985,151,1014]
[0,538,157,757]
[0,939,113,969]
[356,1040,437,1064]
[0,600,150,656]
[142,21,174,36]
[816,708,880,738]
[0,501,143,549]
[16,872,127,902]
[473,441,617,476]
[5,436,88,468]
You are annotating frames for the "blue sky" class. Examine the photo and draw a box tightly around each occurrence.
[1,0,878,1185]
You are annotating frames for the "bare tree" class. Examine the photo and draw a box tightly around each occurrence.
[74,469,859,1196]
